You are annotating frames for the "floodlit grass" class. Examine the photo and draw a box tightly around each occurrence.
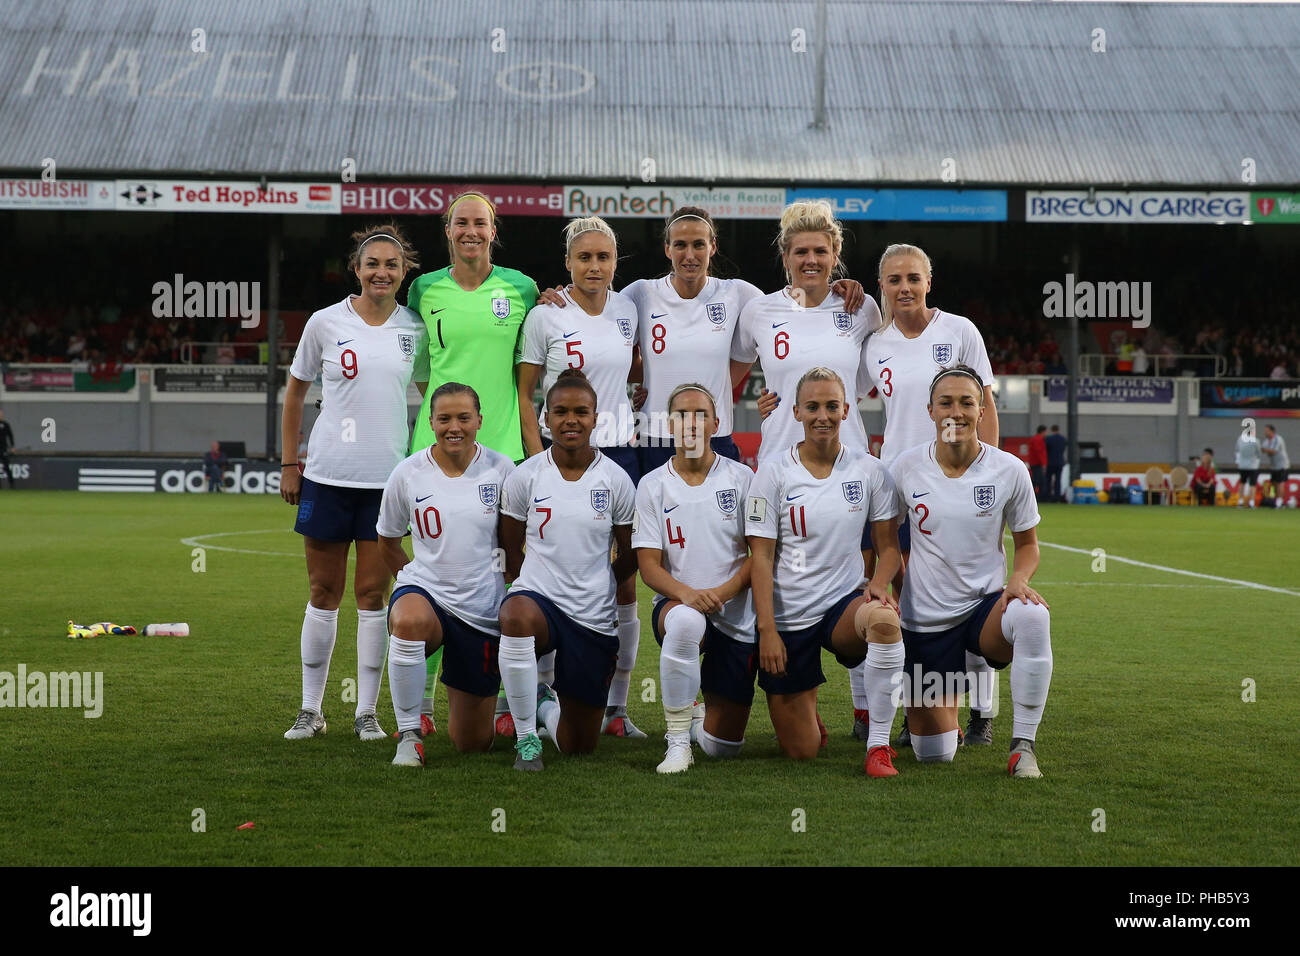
[2,492,1296,865]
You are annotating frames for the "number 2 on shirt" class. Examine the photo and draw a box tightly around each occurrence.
[914,502,932,535]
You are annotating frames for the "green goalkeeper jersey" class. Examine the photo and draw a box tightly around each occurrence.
[407,266,539,461]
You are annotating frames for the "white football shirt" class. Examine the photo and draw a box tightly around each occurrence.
[860,309,996,465]
[501,449,636,635]
[516,290,638,447]
[890,441,1040,632]
[731,289,882,465]
[632,454,756,642]
[746,444,898,630]
[622,276,763,439]
[376,444,515,635]
[290,297,429,487]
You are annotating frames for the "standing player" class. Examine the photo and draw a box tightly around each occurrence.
[856,243,1000,747]
[497,369,637,770]
[890,366,1053,777]
[377,383,515,766]
[516,217,645,738]
[730,200,882,466]
[1260,424,1290,508]
[634,384,757,773]
[280,225,429,742]
[406,192,540,732]
[1235,421,1261,508]
[746,368,905,777]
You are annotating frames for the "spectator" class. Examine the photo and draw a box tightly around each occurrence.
[1045,424,1067,502]
[202,441,227,493]
[65,331,86,360]
[1028,425,1048,501]
[1260,424,1290,509]
[0,409,15,488]
[1193,448,1217,506]
[1132,339,1149,375]
[1270,357,1291,379]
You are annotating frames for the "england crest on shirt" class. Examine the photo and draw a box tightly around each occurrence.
[974,485,996,511]
[397,333,415,357]
[716,488,738,515]
[491,296,511,320]
[933,343,953,365]
[591,488,610,514]
[617,317,635,341]
[833,312,853,333]
[706,302,727,326]
[478,483,498,509]
[842,480,863,504]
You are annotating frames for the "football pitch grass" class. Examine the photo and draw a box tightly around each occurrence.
[2,491,1297,867]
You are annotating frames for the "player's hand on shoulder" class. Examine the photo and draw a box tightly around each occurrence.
[831,278,865,314]
[538,285,570,307]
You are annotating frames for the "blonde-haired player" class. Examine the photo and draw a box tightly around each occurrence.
[747,367,905,777]
[516,216,646,738]
[889,366,1051,777]
[731,199,882,465]
[634,383,757,773]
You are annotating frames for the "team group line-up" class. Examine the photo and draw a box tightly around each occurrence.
[278,193,1053,779]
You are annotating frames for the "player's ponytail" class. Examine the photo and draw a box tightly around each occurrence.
[877,243,933,331]
[548,367,598,409]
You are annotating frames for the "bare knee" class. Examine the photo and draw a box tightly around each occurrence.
[780,739,820,761]
[450,728,493,754]
[308,582,343,610]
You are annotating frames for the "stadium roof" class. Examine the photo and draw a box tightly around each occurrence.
[2,0,1298,188]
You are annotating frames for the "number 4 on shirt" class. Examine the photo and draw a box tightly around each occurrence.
[666,517,685,548]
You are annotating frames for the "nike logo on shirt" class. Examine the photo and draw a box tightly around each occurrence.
[664,505,680,513]
[771,322,789,329]
[337,339,355,346]
[878,357,892,364]
[912,492,930,498]
[786,493,803,501]
[563,330,580,339]
[533,496,552,503]
[416,494,433,503]
[650,313,667,320]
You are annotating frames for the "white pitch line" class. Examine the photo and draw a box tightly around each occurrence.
[180,529,301,557]
[1033,581,1245,590]
[1039,541,1300,598]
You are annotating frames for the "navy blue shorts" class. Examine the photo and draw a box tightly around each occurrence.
[389,585,501,698]
[896,517,911,553]
[503,589,617,709]
[651,598,758,707]
[902,591,1009,702]
[294,477,383,542]
[539,437,641,485]
[637,435,741,476]
[759,590,864,696]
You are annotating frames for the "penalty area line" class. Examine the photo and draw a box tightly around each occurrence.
[180,529,300,557]
[1038,541,1300,598]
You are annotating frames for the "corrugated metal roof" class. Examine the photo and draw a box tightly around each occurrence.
[0,0,1296,186]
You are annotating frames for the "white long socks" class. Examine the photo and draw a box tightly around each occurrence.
[388,636,427,733]
[863,641,905,749]
[607,602,640,710]
[965,650,994,715]
[1001,600,1053,741]
[499,635,539,738]
[356,608,387,717]
[848,660,870,711]
[661,605,705,736]
[300,603,338,714]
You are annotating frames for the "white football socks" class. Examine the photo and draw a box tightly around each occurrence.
[498,635,538,738]
[388,636,427,734]
[607,602,640,710]
[300,603,338,714]
[537,692,562,750]
[1002,600,1053,741]
[965,650,994,715]
[356,608,387,718]
[864,640,905,749]
[661,604,706,735]
[849,660,870,711]
[538,649,557,687]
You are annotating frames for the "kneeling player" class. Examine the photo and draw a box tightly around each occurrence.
[377,383,516,766]
[890,366,1052,777]
[497,369,637,770]
[747,367,906,777]
[634,384,757,773]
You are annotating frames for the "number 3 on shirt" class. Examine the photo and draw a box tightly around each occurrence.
[879,367,892,397]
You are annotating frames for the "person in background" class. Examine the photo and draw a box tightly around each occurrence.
[0,409,15,488]
[1260,425,1290,509]
[1234,424,1260,508]
[1192,448,1216,506]
[1028,426,1048,502]
[1044,424,1067,503]
[203,441,227,493]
